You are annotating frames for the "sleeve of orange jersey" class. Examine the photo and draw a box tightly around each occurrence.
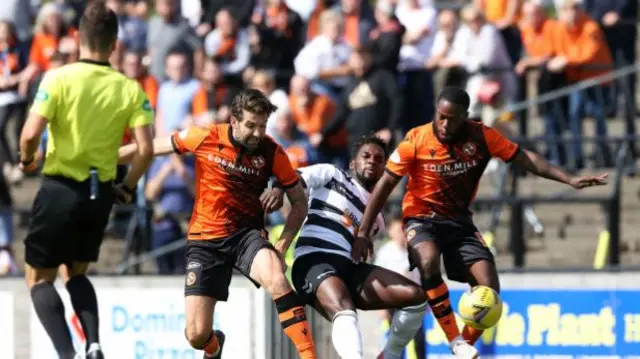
[483,125,520,162]
[385,131,417,178]
[171,126,209,154]
[273,145,300,188]
[28,35,45,69]
[565,23,608,66]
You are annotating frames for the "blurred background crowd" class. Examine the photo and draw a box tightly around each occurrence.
[0,0,637,278]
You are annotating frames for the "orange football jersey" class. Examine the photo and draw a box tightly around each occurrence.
[386,121,519,219]
[171,123,299,239]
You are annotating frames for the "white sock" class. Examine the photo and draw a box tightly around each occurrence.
[331,310,363,359]
[383,302,428,359]
[87,343,101,353]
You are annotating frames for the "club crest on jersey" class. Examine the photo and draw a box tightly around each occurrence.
[429,149,436,158]
[463,142,477,156]
[406,229,416,240]
[251,155,265,169]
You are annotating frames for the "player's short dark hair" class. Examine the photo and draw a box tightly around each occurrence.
[438,86,471,110]
[351,134,389,160]
[79,1,119,53]
[231,88,278,121]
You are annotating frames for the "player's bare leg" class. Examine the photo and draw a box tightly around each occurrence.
[184,295,224,359]
[353,268,428,359]
[250,247,318,359]
[409,241,477,359]
[313,276,364,358]
[462,260,501,345]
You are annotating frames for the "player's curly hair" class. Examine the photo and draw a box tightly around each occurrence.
[351,134,389,160]
[231,88,278,121]
[79,0,119,53]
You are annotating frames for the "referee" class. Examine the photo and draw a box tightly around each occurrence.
[18,2,154,359]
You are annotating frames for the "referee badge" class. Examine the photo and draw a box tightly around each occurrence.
[186,272,196,286]
[142,99,152,111]
[35,90,49,102]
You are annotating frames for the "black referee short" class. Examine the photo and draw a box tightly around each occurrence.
[25,175,114,268]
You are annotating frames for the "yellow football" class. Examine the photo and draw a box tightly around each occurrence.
[458,285,503,330]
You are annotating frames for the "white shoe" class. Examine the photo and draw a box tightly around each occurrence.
[450,336,478,359]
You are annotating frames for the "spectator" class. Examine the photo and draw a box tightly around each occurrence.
[288,74,348,166]
[475,0,523,65]
[252,0,304,85]
[145,156,194,274]
[200,0,256,32]
[121,51,160,145]
[21,3,78,98]
[204,8,251,79]
[517,1,567,165]
[0,21,27,184]
[294,9,352,101]
[107,0,148,69]
[270,109,316,169]
[306,0,339,41]
[243,24,281,86]
[147,0,203,82]
[191,58,235,125]
[549,0,613,169]
[332,0,376,48]
[122,51,160,111]
[0,0,39,44]
[395,0,437,131]
[0,168,15,276]
[584,0,637,114]
[426,9,466,97]
[250,70,289,137]
[370,0,404,74]
[155,51,201,136]
[450,5,516,123]
[316,46,403,152]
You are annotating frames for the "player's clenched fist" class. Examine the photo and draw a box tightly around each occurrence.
[351,236,373,263]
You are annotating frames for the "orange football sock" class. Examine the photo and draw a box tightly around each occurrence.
[426,282,460,342]
[275,291,317,359]
[203,331,219,356]
[462,325,484,344]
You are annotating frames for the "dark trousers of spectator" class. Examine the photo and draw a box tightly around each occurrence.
[601,23,638,113]
[539,69,568,166]
[0,102,27,165]
[499,26,522,66]
[152,220,186,275]
[389,308,426,359]
[567,86,614,169]
[399,70,435,133]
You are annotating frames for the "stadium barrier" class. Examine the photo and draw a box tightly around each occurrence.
[3,272,640,359]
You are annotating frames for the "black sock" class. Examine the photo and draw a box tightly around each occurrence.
[30,282,76,359]
[66,275,100,351]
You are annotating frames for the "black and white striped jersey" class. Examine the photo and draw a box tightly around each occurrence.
[294,164,385,260]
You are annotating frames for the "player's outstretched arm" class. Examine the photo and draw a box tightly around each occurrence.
[275,182,308,255]
[354,171,401,262]
[120,125,154,190]
[512,149,608,189]
[118,136,177,164]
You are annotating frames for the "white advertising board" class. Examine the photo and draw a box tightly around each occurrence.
[0,291,14,359]
[30,286,263,359]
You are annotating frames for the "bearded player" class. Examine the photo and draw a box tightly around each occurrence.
[356,87,608,359]
[269,136,428,359]
[119,89,317,359]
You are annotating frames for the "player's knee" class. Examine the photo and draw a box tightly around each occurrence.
[264,272,292,298]
[417,258,440,280]
[184,325,211,349]
[406,285,428,306]
[323,295,354,319]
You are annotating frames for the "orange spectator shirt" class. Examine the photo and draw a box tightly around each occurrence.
[520,19,556,58]
[171,123,299,239]
[29,28,78,71]
[289,94,347,148]
[551,14,612,82]
[192,85,229,117]
[480,0,520,25]
[122,75,159,145]
[386,121,519,219]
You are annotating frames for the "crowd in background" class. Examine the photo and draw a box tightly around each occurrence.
[0,0,637,275]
